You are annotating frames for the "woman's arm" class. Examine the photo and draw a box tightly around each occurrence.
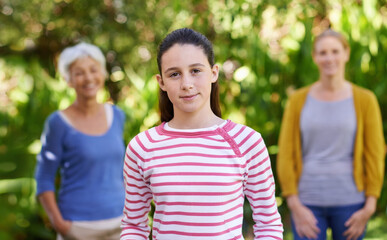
[38,191,71,235]
[277,94,301,197]
[362,92,385,197]
[286,195,320,239]
[35,114,69,234]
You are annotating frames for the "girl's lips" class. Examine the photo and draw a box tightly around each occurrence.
[180,94,198,100]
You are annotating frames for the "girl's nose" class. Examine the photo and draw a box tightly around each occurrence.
[180,75,193,90]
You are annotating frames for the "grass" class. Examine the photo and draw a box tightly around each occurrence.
[364,214,387,239]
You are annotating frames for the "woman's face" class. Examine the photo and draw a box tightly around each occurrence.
[68,56,105,99]
[313,36,349,78]
[156,44,219,118]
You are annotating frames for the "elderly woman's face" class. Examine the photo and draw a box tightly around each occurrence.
[68,56,105,99]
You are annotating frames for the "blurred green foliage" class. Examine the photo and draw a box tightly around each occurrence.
[1,0,387,239]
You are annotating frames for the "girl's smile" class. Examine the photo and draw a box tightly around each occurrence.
[180,93,198,100]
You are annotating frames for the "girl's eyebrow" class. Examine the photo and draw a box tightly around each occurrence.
[164,63,206,75]
[189,63,206,68]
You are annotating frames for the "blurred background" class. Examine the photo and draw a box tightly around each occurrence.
[0,0,386,239]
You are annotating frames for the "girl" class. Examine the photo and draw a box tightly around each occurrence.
[277,29,385,240]
[120,28,283,240]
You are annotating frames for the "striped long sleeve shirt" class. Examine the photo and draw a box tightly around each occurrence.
[121,120,283,240]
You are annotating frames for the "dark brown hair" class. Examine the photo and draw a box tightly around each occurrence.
[156,28,221,122]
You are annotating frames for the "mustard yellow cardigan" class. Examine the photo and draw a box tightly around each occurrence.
[277,84,385,198]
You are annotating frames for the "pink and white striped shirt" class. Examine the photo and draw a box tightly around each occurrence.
[121,120,283,240]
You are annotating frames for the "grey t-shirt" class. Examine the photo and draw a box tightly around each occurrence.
[298,95,365,206]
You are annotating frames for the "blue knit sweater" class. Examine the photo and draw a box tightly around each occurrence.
[35,105,126,221]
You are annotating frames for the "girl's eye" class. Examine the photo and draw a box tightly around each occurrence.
[169,72,180,78]
[192,69,201,74]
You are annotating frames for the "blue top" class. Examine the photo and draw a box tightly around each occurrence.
[35,105,126,221]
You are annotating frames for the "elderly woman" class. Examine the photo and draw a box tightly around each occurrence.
[35,43,126,240]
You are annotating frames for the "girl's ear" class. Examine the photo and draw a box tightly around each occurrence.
[156,74,166,91]
[211,64,219,83]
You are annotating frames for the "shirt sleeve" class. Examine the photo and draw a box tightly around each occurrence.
[363,92,385,197]
[276,93,301,197]
[121,136,153,240]
[244,132,283,240]
[34,113,64,195]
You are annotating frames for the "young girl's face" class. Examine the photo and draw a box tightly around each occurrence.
[157,44,219,119]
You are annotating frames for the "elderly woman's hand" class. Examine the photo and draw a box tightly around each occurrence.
[54,218,72,236]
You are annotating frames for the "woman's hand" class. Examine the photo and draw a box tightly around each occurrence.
[53,218,72,236]
[38,191,72,236]
[343,208,370,240]
[291,204,320,239]
[343,196,376,240]
[287,195,320,239]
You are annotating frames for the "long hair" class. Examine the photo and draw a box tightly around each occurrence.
[157,28,221,122]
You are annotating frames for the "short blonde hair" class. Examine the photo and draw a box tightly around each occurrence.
[58,42,107,82]
[313,29,350,53]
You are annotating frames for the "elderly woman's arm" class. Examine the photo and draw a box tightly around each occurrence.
[35,114,70,235]
[38,191,72,235]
